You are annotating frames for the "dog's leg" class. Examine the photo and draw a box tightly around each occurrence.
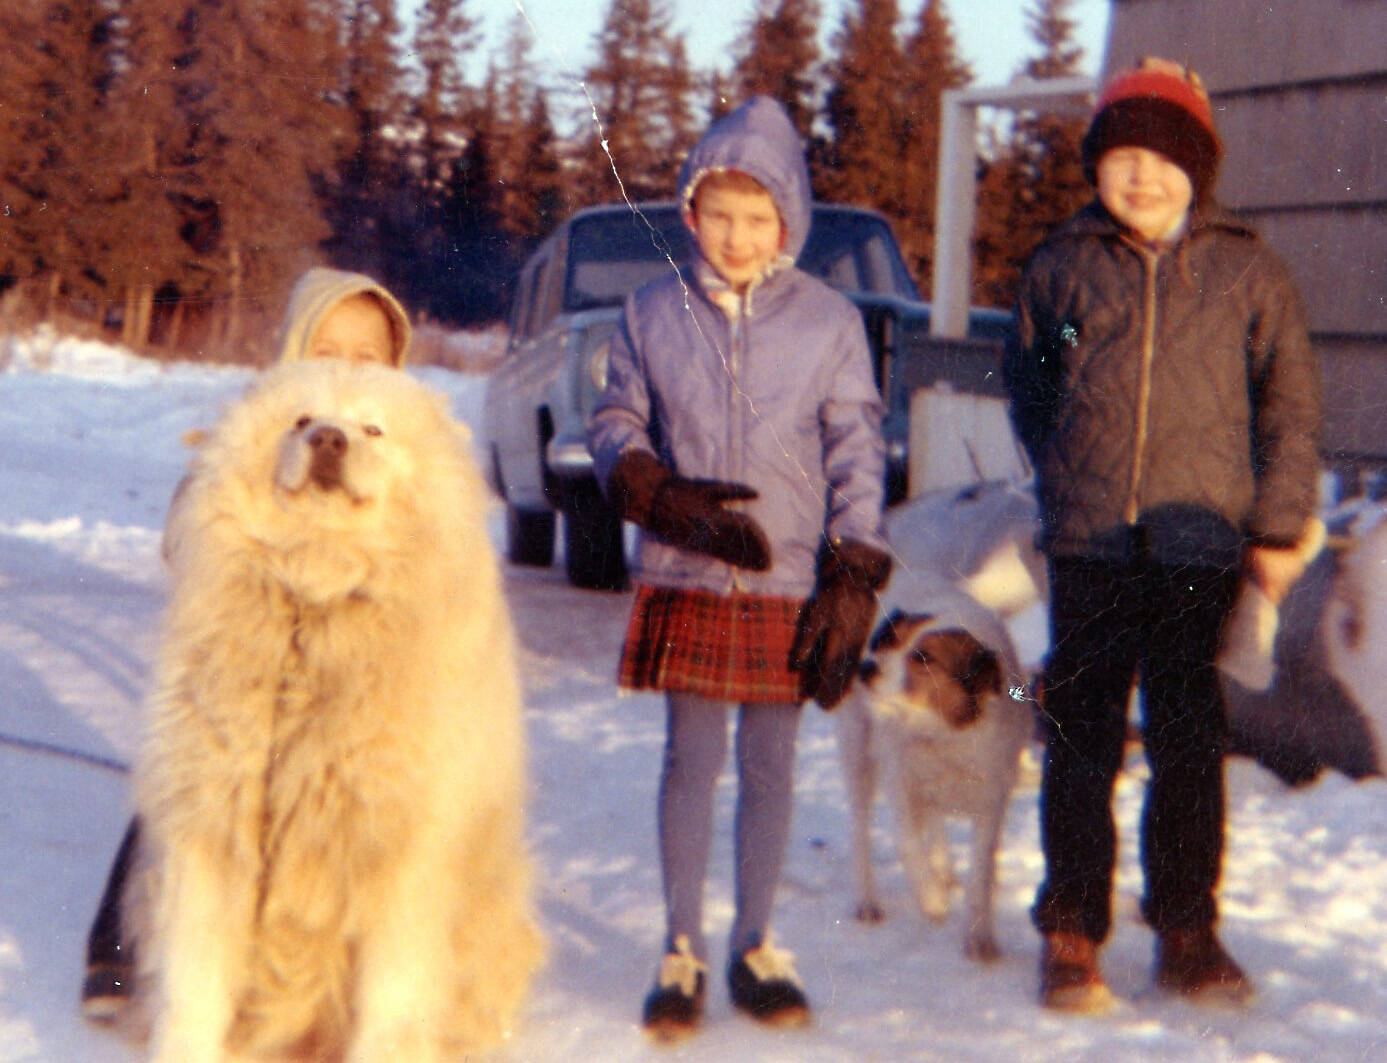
[349,844,449,1063]
[904,806,955,924]
[148,841,241,1063]
[961,803,1006,962]
[882,756,954,925]
[837,699,884,923]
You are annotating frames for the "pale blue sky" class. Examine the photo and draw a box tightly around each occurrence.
[489,0,1111,88]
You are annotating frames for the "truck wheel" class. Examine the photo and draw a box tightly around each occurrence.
[562,478,628,591]
[506,503,556,567]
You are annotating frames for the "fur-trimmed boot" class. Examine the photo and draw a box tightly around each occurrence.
[641,936,707,1042]
[727,938,811,1028]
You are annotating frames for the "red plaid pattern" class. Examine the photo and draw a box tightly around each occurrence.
[619,584,807,704]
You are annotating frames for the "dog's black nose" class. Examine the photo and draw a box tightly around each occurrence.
[308,425,347,456]
[308,426,348,488]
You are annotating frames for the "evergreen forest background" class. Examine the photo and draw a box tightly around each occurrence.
[0,0,1093,362]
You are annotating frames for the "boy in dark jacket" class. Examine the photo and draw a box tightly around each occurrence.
[589,96,889,1037]
[1003,58,1322,1012]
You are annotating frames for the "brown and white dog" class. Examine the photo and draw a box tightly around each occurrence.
[837,579,1034,961]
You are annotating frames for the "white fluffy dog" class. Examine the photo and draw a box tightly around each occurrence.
[125,360,542,1062]
[837,574,1033,961]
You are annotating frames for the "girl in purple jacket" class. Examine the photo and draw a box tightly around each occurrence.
[588,96,889,1037]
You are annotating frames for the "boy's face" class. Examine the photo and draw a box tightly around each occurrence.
[687,184,786,293]
[1096,146,1194,243]
[307,294,395,365]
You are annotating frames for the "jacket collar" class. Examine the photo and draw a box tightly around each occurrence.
[1061,197,1259,246]
[690,253,796,320]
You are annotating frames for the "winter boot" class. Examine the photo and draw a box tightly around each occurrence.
[1155,925,1254,1004]
[641,936,707,1042]
[81,818,139,1022]
[80,961,134,1023]
[727,937,811,1028]
[1038,930,1114,1013]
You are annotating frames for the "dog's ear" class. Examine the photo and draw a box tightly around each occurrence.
[964,647,1002,698]
[870,610,934,653]
[869,611,907,653]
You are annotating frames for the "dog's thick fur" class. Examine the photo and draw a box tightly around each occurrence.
[838,576,1032,961]
[125,360,542,1062]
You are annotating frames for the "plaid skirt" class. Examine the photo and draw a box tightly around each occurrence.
[619,583,807,704]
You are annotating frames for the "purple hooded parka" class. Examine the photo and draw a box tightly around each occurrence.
[588,96,887,600]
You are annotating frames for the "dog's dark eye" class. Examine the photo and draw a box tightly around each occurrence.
[294,415,313,431]
[363,424,383,437]
[910,648,933,667]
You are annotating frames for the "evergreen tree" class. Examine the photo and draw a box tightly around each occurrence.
[510,91,567,242]
[895,0,972,293]
[324,0,409,292]
[1024,0,1084,78]
[0,1,122,319]
[973,0,1089,307]
[489,15,566,242]
[412,0,478,191]
[732,0,821,142]
[439,108,513,325]
[572,0,698,204]
[707,69,734,123]
[820,0,903,208]
[139,0,339,352]
[101,2,202,348]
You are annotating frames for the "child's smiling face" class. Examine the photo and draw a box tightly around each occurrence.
[1096,145,1194,243]
[307,294,396,365]
[687,182,786,293]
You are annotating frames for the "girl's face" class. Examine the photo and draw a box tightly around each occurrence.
[307,294,395,365]
[687,184,786,293]
[1096,146,1194,243]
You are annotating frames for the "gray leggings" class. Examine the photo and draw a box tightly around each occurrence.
[658,692,803,962]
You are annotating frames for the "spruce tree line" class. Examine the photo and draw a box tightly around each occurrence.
[0,0,1089,361]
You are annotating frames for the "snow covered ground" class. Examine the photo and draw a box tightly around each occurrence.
[2,327,1386,1062]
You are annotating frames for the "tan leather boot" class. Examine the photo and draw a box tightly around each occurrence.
[1155,925,1254,1004]
[1039,930,1115,1013]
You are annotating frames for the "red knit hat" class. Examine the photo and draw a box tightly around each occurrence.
[1082,57,1222,202]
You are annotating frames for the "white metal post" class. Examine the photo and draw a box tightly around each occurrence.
[929,77,1097,338]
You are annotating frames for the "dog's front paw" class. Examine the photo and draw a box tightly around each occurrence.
[349,1029,441,1063]
[916,882,952,923]
[150,1032,223,1063]
[964,931,1002,963]
[854,900,886,924]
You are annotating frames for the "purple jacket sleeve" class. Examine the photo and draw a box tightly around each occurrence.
[588,297,657,495]
[820,311,888,553]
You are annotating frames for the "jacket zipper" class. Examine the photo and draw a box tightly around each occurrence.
[1125,245,1159,528]
[728,293,746,592]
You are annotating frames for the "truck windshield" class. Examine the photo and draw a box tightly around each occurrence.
[563,205,919,312]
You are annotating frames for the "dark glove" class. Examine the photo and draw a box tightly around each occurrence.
[607,449,772,571]
[790,539,892,709]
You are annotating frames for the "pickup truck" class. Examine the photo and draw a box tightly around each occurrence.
[483,200,1010,590]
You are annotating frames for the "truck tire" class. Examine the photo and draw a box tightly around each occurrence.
[506,503,556,567]
[562,478,628,591]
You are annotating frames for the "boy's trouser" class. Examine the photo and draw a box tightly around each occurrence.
[659,693,803,962]
[1032,555,1240,943]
